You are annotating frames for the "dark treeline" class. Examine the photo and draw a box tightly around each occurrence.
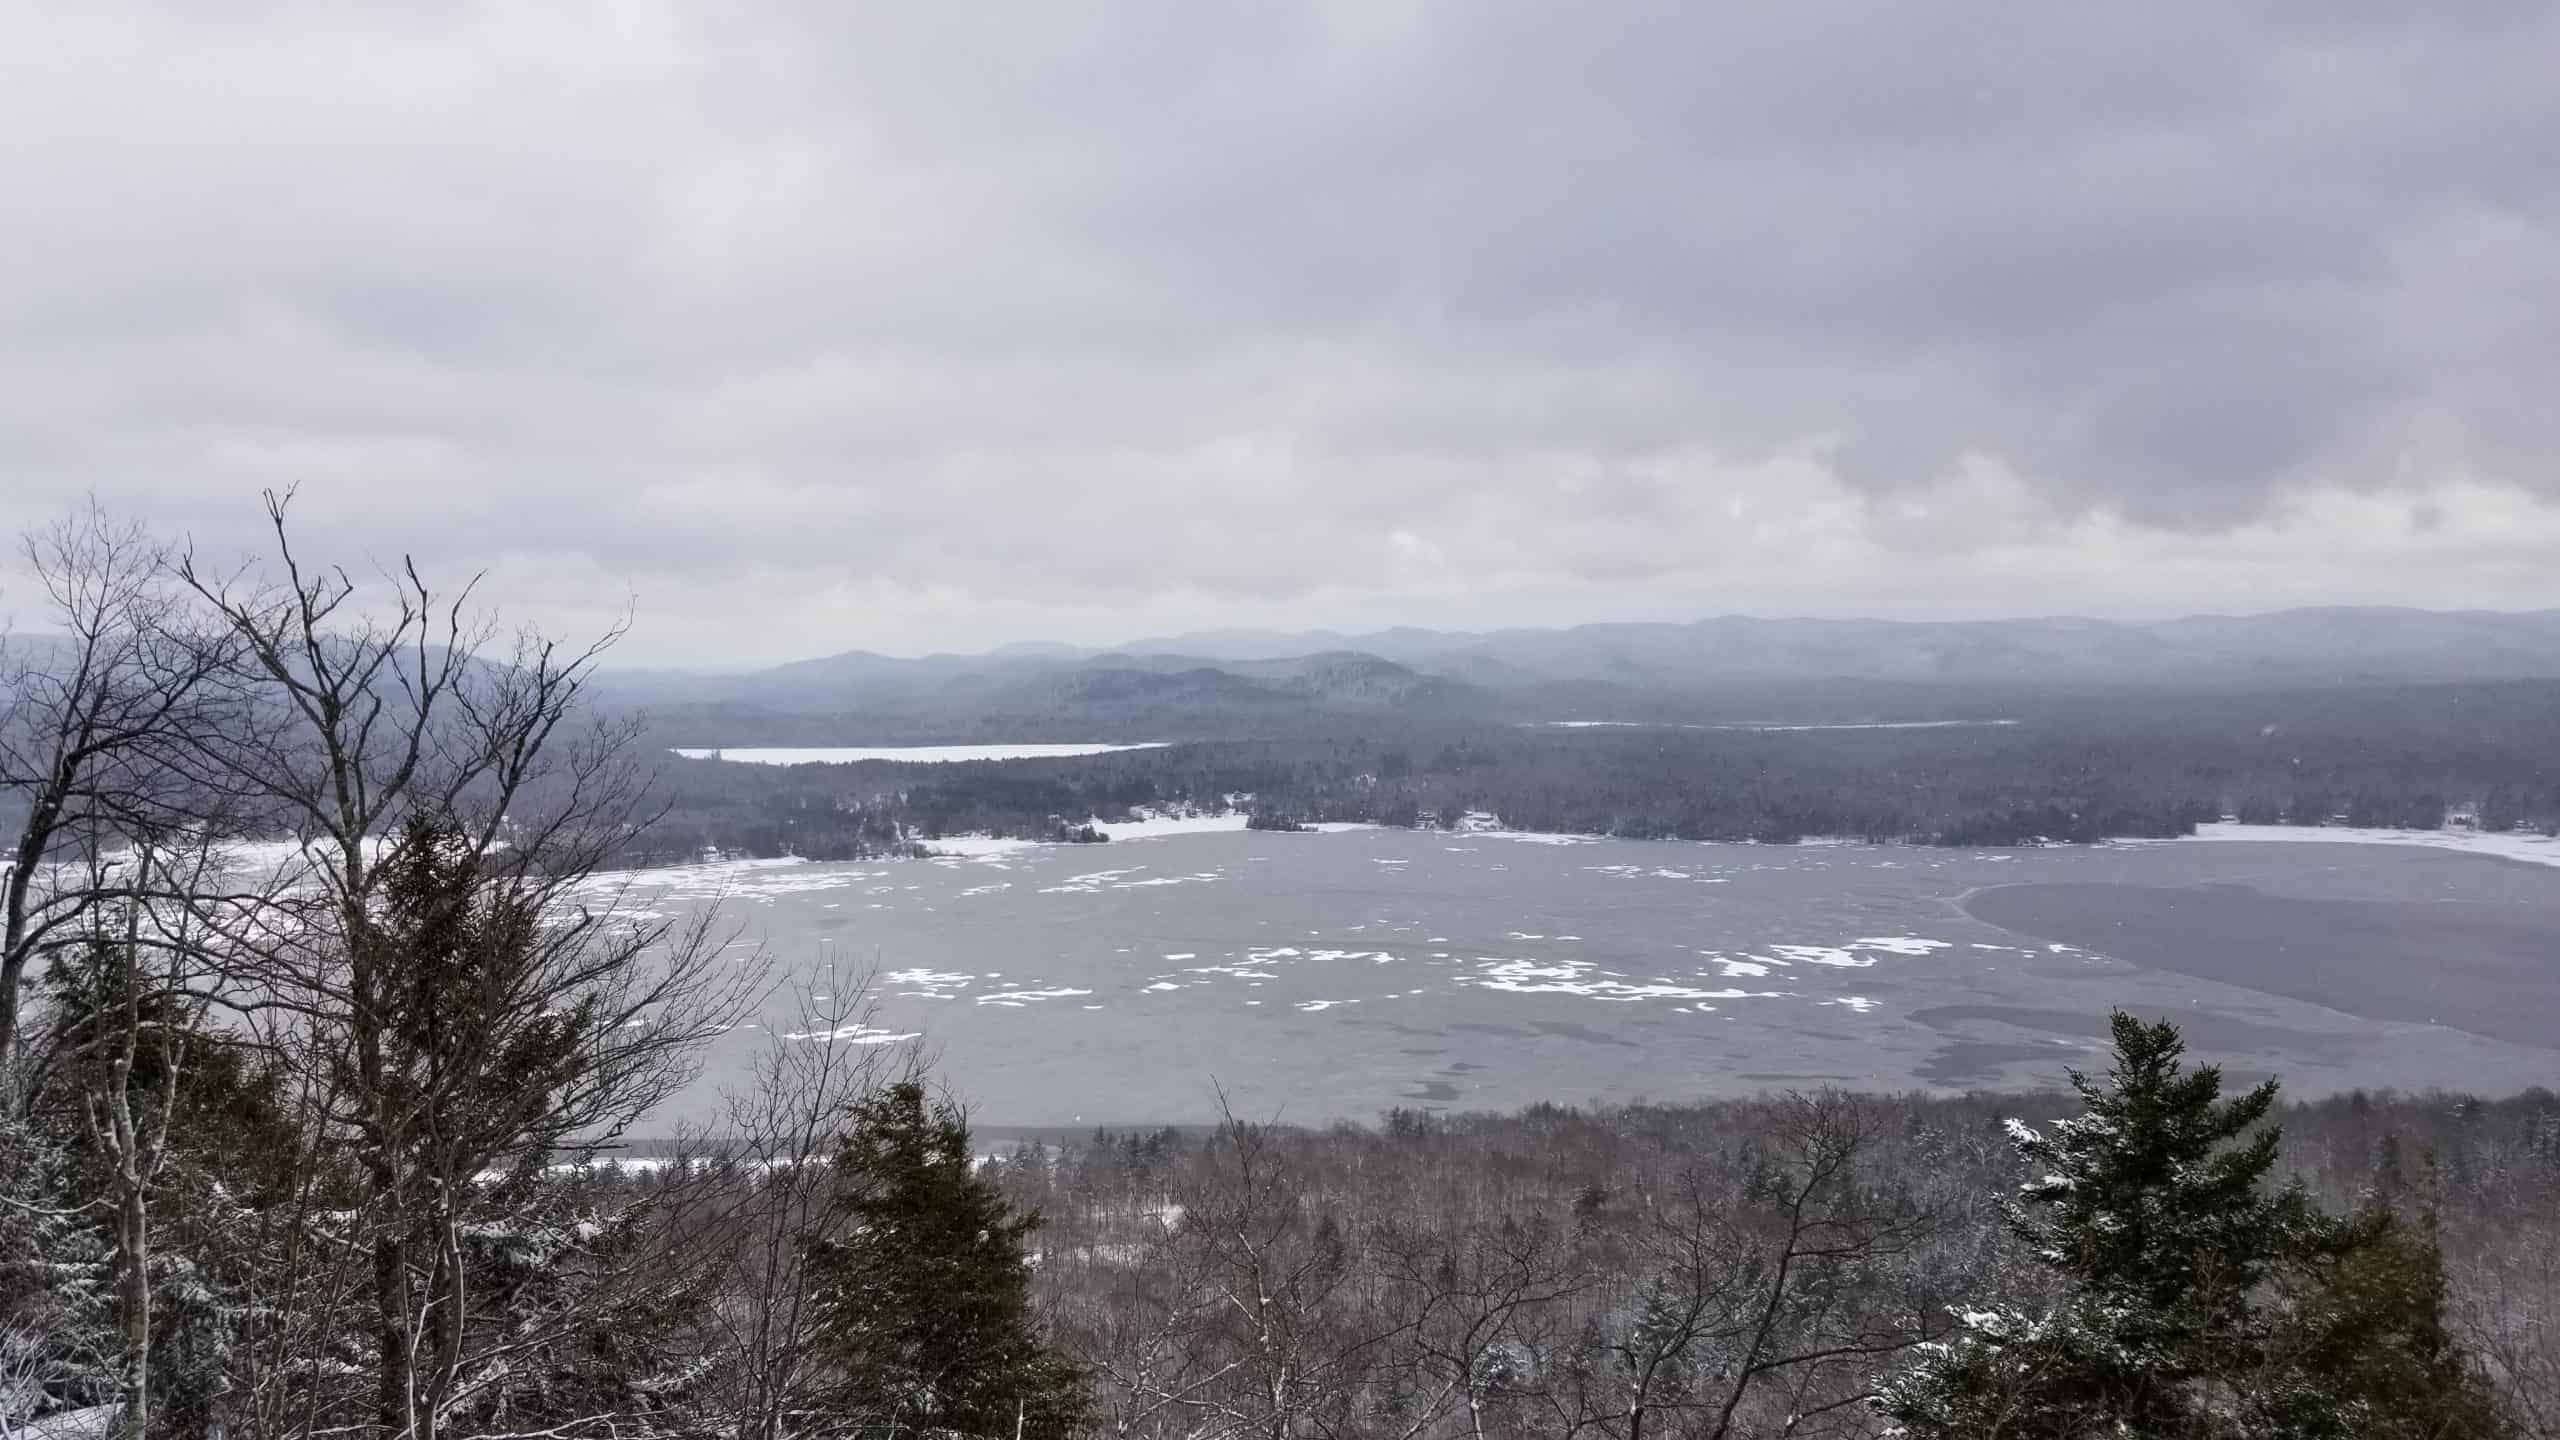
[998,1060,2560,1437]
[640,680,2560,860]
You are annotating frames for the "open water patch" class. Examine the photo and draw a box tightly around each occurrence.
[1965,883,2560,1047]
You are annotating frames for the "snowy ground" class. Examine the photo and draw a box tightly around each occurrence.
[2156,822,2560,871]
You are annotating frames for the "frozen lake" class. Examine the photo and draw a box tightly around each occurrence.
[587,828,2560,1126]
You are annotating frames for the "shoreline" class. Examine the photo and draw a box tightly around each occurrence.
[641,816,2560,876]
[2129,821,2560,872]
[573,814,2560,881]
[925,816,2560,870]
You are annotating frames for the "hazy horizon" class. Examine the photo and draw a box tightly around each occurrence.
[6,5,2558,666]
[589,601,2560,673]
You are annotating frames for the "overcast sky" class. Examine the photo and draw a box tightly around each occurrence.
[3,3,2556,666]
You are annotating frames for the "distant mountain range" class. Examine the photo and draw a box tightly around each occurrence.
[1119,608,2560,686]
[597,608,2560,745]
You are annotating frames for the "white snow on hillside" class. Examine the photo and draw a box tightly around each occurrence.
[2156,822,2560,870]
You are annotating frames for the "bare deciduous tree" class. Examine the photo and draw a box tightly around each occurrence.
[1,504,238,1102]
[682,965,915,1440]
[52,841,237,1440]
[1541,1093,1940,1440]
[176,491,762,1440]
[2459,1221,2560,1438]
[1370,1212,1588,1440]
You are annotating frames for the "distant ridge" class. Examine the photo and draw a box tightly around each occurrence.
[593,607,2560,746]
[606,605,2560,679]
[1108,608,2560,687]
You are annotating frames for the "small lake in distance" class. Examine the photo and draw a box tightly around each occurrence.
[670,743,1168,764]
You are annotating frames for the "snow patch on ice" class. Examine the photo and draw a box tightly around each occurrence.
[565,857,887,907]
[1583,864,1719,882]
[1769,945,1866,968]
[1459,957,1783,1003]
[1768,936,1952,967]
[884,967,973,999]
[976,987,1093,1007]
[1849,936,1953,956]
[784,1023,922,1044]
[1038,866,1224,894]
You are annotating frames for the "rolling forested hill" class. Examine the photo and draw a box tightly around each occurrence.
[600,607,2560,748]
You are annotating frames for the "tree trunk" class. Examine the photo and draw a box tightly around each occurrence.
[374,1232,413,1440]
[0,787,66,1097]
[114,1184,150,1440]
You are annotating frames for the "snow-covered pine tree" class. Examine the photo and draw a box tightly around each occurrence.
[0,1109,112,1426]
[2255,1209,2510,1439]
[1879,1011,2512,1439]
[804,1080,1089,1439]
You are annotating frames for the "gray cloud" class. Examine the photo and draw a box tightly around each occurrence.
[2,2,2556,662]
